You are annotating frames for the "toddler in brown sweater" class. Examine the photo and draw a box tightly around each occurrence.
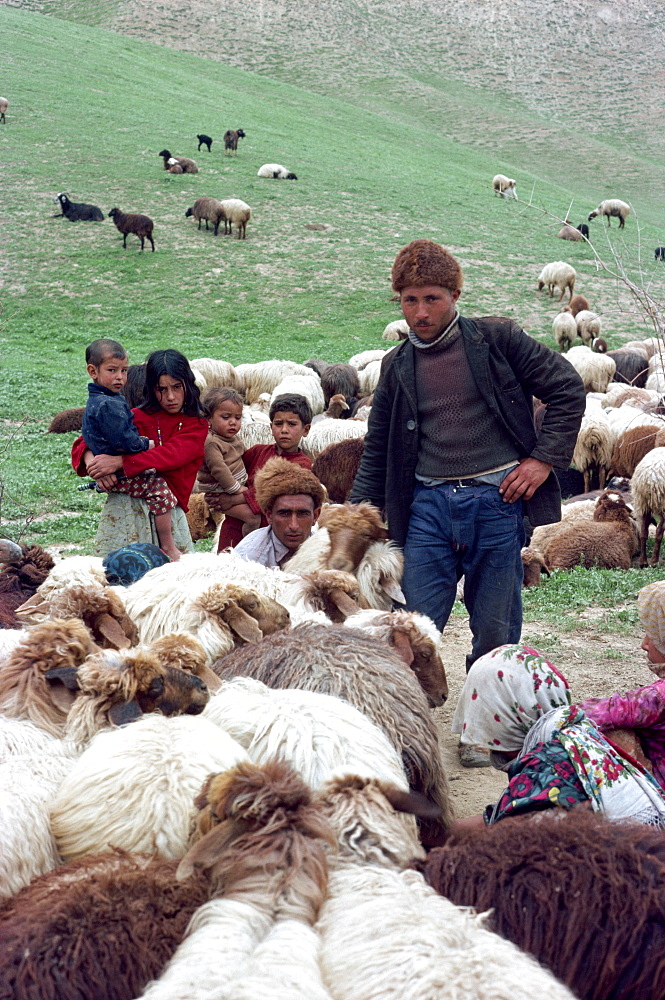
[196,388,261,535]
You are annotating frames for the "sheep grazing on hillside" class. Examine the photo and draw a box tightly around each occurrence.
[47,406,85,432]
[572,399,614,492]
[419,810,665,1000]
[575,309,603,346]
[312,436,365,503]
[196,133,213,151]
[492,174,517,199]
[0,541,54,629]
[521,546,550,587]
[631,432,665,567]
[552,311,577,351]
[184,197,225,235]
[214,622,452,845]
[257,163,298,180]
[0,97,8,124]
[0,851,211,1000]
[588,198,631,229]
[219,198,252,238]
[54,192,104,222]
[537,261,576,302]
[315,775,575,1000]
[223,128,246,154]
[382,319,409,341]
[564,345,616,392]
[158,149,198,173]
[108,207,155,251]
[609,424,661,479]
[544,490,638,570]
[557,221,583,242]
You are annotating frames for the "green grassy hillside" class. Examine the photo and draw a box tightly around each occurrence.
[0,5,663,548]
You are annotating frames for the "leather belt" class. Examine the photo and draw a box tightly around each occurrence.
[440,478,489,487]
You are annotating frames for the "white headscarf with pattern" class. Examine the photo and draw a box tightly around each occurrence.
[638,580,665,655]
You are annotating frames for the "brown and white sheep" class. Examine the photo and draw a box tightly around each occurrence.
[19,582,139,649]
[492,174,517,198]
[588,199,631,228]
[108,207,155,251]
[158,149,198,173]
[521,546,550,587]
[544,490,638,570]
[609,424,661,478]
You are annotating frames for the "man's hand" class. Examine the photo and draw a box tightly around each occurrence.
[499,458,552,503]
[86,453,124,478]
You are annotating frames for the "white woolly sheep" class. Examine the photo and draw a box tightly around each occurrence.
[314,775,575,1000]
[588,199,631,228]
[300,417,367,459]
[563,345,616,392]
[357,358,383,395]
[0,97,8,124]
[575,309,603,345]
[269,373,325,415]
[158,149,198,173]
[631,432,665,566]
[621,340,651,359]
[218,198,252,239]
[605,403,665,439]
[347,348,388,369]
[235,359,319,403]
[611,386,661,412]
[571,398,614,492]
[238,418,275,449]
[492,174,517,199]
[537,262,576,302]
[552,311,577,351]
[189,357,241,390]
[50,713,248,861]
[257,163,297,180]
[184,197,225,235]
[382,319,409,341]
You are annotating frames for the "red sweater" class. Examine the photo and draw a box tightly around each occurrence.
[71,409,207,513]
[216,444,312,551]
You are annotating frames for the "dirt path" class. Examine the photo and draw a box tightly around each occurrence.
[434,615,656,818]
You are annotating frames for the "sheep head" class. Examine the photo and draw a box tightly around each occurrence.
[319,502,388,573]
[34,583,139,649]
[386,612,448,707]
[148,632,222,693]
[192,583,291,644]
[521,547,550,587]
[299,569,367,622]
[178,760,334,919]
[324,394,350,419]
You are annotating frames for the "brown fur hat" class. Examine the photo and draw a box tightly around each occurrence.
[391,239,464,294]
[254,457,326,515]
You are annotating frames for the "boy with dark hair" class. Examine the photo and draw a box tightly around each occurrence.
[214,392,314,550]
[82,338,181,561]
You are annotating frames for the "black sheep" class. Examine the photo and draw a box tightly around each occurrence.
[54,193,104,222]
[655,247,665,261]
[197,133,213,152]
[577,223,590,239]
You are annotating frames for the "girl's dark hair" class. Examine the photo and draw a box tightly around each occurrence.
[202,386,244,417]
[141,349,205,417]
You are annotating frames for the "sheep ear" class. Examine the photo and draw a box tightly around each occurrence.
[15,594,49,617]
[329,587,360,619]
[382,785,442,820]
[108,699,143,726]
[220,605,263,644]
[45,666,81,691]
[95,612,132,650]
[380,577,406,604]
[176,821,238,880]
[390,628,415,667]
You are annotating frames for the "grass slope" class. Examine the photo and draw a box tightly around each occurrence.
[0,5,663,559]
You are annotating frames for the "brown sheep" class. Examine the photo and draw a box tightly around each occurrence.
[318,501,388,572]
[222,128,246,154]
[568,294,590,316]
[609,424,661,478]
[185,491,222,542]
[521,546,550,586]
[323,393,350,418]
[158,149,198,173]
[320,363,360,409]
[292,569,367,622]
[47,407,85,433]
[0,543,55,629]
[108,208,155,251]
[312,436,365,503]
[418,809,665,1000]
[0,851,211,1000]
[544,490,638,570]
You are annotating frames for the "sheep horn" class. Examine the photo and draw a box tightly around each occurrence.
[95,612,132,650]
[328,587,361,619]
[390,628,415,667]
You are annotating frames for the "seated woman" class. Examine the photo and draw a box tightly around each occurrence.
[451,642,665,829]
[72,350,207,558]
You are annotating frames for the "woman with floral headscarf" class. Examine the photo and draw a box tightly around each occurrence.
[451,643,665,828]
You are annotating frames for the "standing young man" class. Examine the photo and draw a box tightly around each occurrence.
[350,239,585,764]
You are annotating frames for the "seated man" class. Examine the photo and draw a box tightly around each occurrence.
[233,457,325,568]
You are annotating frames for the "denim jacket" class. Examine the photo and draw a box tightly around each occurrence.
[82,383,150,456]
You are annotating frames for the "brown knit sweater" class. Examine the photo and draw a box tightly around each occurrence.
[195,432,247,494]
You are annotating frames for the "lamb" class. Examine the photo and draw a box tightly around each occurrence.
[214,622,453,845]
[382,319,409,341]
[257,163,297,180]
[521,546,550,586]
[197,133,213,151]
[53,192,104,222]
[563,345,616,392]
[108,207,155,251]
[320,362,360,409]
[419,809,665,1000]
[50,712,248,861]
[185,197,225,235]
[631,432,665,566]
[220,198,252,239]
[575,309,603,345]
[158,148,198,173]
[0,541,54,629]
[315,392,350,420]
[269,373,324,414]
[0,97,7,123]
[223,127,246,154]
[552,311,577,351]
[568,293,590,316]
[537,261,576,301]
[314,774,575,1000]
[47,406,85,432]
[166,160,183,174]
[577,223,590,239]
[492,174,517,198]
[588,198,631,228]
[571,398,614,491]
[544,490,638,570]
[312,436,365,503]
[557,221,583,242]
[140,759,334,1000]
[342,608,448,706]
[0,851,211,1000]
[286,501,404,609]
[606,349,649,387]
[300,416,367,458]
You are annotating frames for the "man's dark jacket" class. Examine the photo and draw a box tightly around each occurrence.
[349,315,586,547]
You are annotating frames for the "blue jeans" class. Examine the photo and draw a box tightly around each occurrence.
[402,482,525,672]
